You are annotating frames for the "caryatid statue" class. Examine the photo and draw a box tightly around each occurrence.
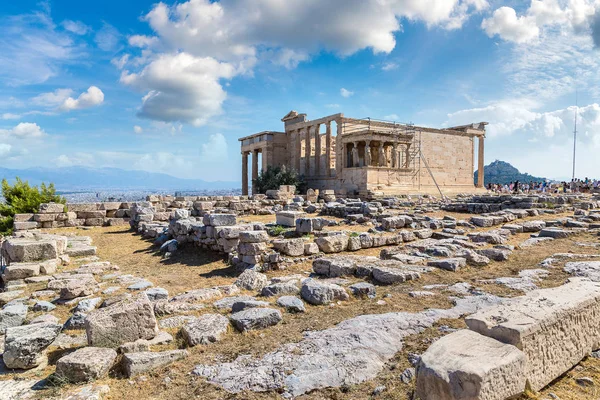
[351,142,359,167]
[378,143,387,167]
[365,141,371,166]
[392,144,398,168]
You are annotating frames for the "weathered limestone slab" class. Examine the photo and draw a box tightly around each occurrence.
[416,329,525,400]
[1,262,40,281]
[55,347,117,383]
[372,266,420,284]
[276,211,306,227]
[235,269,268,291]
[0,303,28,333]
[300,280,349,305]
[3,238,58,262]
[39,202,65,213]
[427,258,466,272]
[465,278,600,391]
[315,235,349,253]
[122,350,189,377]
[3,323,62,369]
[273,239,305,256]
[85,293,158,348]
[230,308,282,331]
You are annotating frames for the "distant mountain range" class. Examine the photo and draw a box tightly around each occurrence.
[475,160,546,185]
[0,166,240,191]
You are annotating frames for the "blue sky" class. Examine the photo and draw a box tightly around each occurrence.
[1,0,599,182]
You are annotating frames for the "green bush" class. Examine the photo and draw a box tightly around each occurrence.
[268,225,287,236]
[253,165,306,194]
[0,177,65,235]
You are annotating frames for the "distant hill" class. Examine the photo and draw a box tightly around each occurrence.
[475,160,546,185]
[0,166,240,191]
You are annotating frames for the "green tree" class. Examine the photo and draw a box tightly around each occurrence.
[253,165,306,194]
[0,178,65,235]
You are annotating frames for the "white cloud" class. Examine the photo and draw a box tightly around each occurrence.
[128,35,159,48]
[119,0,488,125]
[382,62,399,71]
[61,20,89,35]
[481,7,540,43]
[340,88,354,98]
[111,54,129,70]
[133,125,143,134]
[31,88,74,107]
[445,101,600,177]
[59,86,105,111]
[0,122,45,138]
[200,133,228,161]
[0,8,83,85]
[0,143,12,157]
[121,52,236,126]
[482,1,598,44]
[94,22,120,51]
[1,113,21,120]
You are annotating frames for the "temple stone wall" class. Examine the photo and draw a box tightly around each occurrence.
[418,131,474,188]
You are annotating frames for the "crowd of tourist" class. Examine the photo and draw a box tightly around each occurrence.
[486,178,600,194]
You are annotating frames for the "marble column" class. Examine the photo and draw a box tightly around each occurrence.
[315,124,321,176]
[305,126,311,176]
[477,137,485,188]
[326,122,332,176]
[335,121,343,175]
[392,144,398,168]
[295,130,301,173]
[252,149,259,194]
[241,151,249,195]
[405,144,411,168]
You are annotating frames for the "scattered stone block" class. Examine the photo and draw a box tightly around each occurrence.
[122,350,189,377]
[85,293,158,348]
[0,303,28,333]
[182,314,230,346]
[3,323,62,369]
[300,280,349,305]
[315,235,349,253]
[3,238,58,262]
[276,211,306,227]
[427,258,467,272]
[55,347,118,383]
[230,308,282,331]
[261,282,300,297]
[415,329,526,400]
[466,278,600,391]
[539,228,571,239]
[276,296,305,313]
[349,282,376,298]
[205,214,237,226]
[372,266,420,285]
[273,238,305,256]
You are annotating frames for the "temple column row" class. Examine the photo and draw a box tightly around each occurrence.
[292,121,336,177]
[342,141,413,169]
[241,149,261,195]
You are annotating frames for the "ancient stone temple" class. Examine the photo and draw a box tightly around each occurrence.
[239,111,487,197]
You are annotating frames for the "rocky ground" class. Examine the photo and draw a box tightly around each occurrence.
[1,198,599,400]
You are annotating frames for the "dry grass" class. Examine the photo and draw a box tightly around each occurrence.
[2,211,599,399]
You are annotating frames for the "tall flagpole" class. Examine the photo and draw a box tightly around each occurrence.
[572,90,578,181]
